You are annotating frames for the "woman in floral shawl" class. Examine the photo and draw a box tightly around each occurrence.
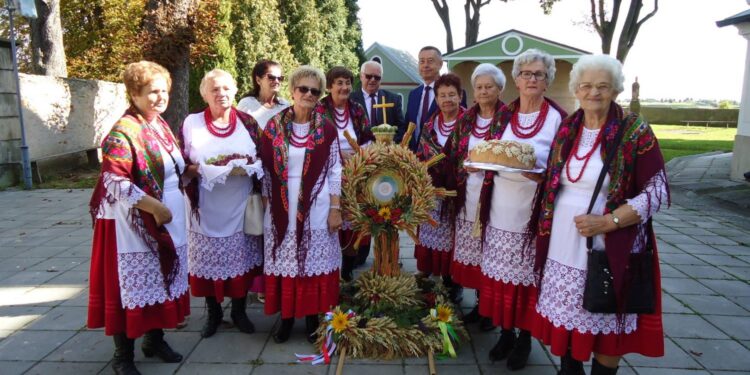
[261,66,343,344]
[321,66,373,282]
[414,72,464,295]
[88,61,188,375]
[443,63,505,332]
[532,54,668,375]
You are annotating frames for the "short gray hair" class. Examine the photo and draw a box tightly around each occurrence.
[568,54,625,95]
[289,65,326,95]
[360,60,383,75]
[471,63,506,92]
[199,68,237,101]
[512,48,556,86]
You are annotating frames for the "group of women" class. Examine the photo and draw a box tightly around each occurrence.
[88,49,667,375]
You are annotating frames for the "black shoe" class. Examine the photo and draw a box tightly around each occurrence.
[230,297,255,334]
[341,255,355,282]
[273,318,294,343]
[506,330,531,370]
[488,329,516,361]
[558,351,585,375]
[591,358,619,375]
[479,317,496,332]
[112,334,141,375]
[141,329,183,363]
[305,314,319,343]
[463,305,481,323]
[201,297,223,338]
[444,276,464,304]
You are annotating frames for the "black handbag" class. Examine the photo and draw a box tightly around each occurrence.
[581,120,655,314]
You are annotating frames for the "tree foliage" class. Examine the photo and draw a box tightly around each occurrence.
[189,0,235,110]
[317,0,360,73]
[281,0,325,67]
[230,0,297,98]
[60,0,146,81]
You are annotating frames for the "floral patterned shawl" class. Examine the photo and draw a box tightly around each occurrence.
[416,107,465,189]
[89,108,184,292]
[260,104,337,266]
[442,100,504,224]
[535,102,670,312]
[321,95,374,146]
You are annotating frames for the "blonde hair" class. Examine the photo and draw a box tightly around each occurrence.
[199,68,238,101]
[122,61,171,104]
[288,65,326,95]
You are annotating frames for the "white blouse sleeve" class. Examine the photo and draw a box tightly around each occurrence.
[626,169,668,224]
[103,172,147,208]
[327,139,342,196]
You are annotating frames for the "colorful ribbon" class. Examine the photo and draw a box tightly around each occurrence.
[296,309,356,365]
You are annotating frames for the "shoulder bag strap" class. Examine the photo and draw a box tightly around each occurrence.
[586,119,628,250]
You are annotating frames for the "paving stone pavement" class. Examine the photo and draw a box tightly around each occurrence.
[1,168,749,374]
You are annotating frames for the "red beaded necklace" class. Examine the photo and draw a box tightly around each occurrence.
[436,112,457,137]
[333,104,350,130]
[565,126,604,183]
[204,108,237,138]
[289,123,311,148]
[471,116,492,139]
[510,100,549,139]
[146,119,175,153]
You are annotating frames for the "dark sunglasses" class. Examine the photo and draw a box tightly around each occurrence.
[265,73,284,82]
[296,85,322,97]
[364,74,382,81]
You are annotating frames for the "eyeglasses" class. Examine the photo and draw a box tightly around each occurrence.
[577,83,612,94]
[364,74,382,81]
[265,74,284,82]
[518,71,547,81]
[295,85,322,97]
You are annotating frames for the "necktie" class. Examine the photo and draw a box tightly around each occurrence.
[370,94,378,124]
[420,86,432,125]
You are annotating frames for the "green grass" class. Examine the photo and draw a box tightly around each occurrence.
[651,124,735,162]
[35,166,99,189]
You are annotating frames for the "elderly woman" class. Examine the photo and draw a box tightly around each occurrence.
[261,65,343,344]
[476,49,567,370]
[414,73,464,294]
[238,59,290,129]
[443,63,505,331]
[532,54,668,375]
[88,61,188,374]
[181,69,264,338]
[321,66,373,282]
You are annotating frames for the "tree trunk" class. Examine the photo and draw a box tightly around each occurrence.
[141,0,195,131]
[615,0,658,64]
[464,0,489,47]
[430,0,453,53]
[29,0,67,77]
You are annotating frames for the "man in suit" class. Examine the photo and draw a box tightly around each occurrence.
[403,46,467,152]
[351,60,405,131]
[349,60,404,267]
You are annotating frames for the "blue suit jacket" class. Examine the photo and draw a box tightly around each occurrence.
[403,84,468,151]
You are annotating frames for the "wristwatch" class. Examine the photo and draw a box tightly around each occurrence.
[611,213,621,228]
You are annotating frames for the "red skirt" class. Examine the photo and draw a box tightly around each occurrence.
[189,267,262,302]
[531,257,665,361]
[414,244,453,277]
[450,261,482,290]
[340,228,371,257]
[87,219,190,339]
[264,271,340,319]
[478,275,537,330]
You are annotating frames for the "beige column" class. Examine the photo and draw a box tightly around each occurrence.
[731,22,750,180]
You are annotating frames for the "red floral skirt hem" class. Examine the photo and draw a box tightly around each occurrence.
[189,267,262,302]
[414,244,453,277]
[264,271,340,319]
[531,312,665,361]
[478,275,537,330]
[87,219,190,339]
[450,261,482,289]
